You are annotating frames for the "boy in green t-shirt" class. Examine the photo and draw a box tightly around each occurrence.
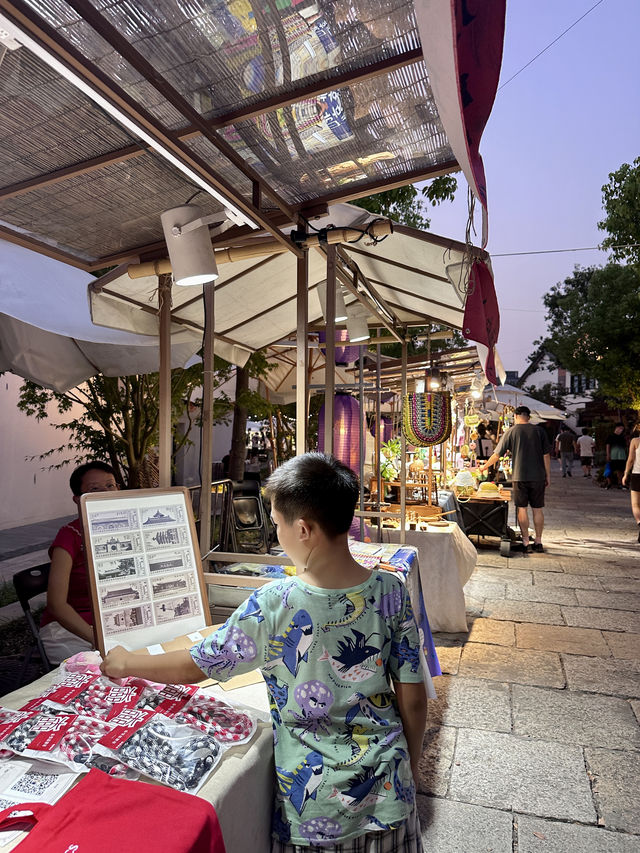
[102,453,428,851]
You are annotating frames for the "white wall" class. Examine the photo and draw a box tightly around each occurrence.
[0,374,83,529]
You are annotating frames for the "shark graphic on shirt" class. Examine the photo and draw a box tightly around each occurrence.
[266,609,314,676]
[276,750,323,815]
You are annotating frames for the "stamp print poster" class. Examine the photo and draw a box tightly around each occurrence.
[81,488,210,654]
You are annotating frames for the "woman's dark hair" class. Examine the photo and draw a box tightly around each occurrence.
[264,453,358,538]
[69,461,116,496]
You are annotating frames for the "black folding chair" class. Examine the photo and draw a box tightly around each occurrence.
[12,563,53,682]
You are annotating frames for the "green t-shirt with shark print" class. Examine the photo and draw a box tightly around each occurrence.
[190,569,425,847]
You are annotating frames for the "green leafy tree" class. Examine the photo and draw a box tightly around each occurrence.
[522,383,566,411]
[352,176,458,230]
[598,156,640,266]
[17,361,234,487]
[540,264,640,411]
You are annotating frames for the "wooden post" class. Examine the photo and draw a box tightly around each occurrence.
[199,281,215,555]
[400,339,407,544]
[323,245,336,453]
[157,274,172,488]
[296,250,309,456]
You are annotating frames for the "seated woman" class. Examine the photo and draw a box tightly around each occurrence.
[40,461,118,665]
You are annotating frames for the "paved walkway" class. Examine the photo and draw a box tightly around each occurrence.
[417,461,640,851]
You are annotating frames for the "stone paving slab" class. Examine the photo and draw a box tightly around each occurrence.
[631,700,640,724]
[472,567,533,585]
[602,577,640,594]
[516,623,610,657]
[429,676,512,732]
[604,631,640,660]
[464,594,483,618]
[417,724,457,797]
[563,654,640,699]
[449,728,596,822]
[463,579,506,600]
[585,747,640,834]
[433,644,462,675]
[576,590,640,612]
[534,571,604,590]
[506,583,579,605]
[512,684,640,750]
[416,796,513,853]
[516,814,640,853]
[560,560,640,578]
[459,644,565,688]
[467,618,515,646]
[562,606,640,633]
[482,599,565,625]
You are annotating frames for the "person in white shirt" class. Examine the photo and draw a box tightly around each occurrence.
[576,429,596,478]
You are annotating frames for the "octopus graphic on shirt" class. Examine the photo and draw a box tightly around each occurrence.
[190,570,424,848]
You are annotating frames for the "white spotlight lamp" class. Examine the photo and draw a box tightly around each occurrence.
[160,204,219,286]
[317,281,348,323]
[345,303,370,343]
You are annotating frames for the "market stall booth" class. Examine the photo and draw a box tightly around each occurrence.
[0,0,507,844]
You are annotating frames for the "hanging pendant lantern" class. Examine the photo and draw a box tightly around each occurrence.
[318,329,360,366]
[318,393,361,472]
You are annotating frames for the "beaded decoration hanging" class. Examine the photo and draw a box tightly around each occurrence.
[402,392,452,447]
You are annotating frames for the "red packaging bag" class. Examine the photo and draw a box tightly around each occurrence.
[0,768,226,853]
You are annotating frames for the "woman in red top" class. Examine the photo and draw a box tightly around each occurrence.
[40,461,118,664]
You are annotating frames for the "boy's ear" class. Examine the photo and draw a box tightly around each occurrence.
[296,517,313,541]
[72,495,81,508]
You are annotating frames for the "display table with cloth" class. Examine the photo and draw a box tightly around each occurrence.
[380,522,477,632]
[0,674,274,852]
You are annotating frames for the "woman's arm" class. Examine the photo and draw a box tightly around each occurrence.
[622,439,637,484]
[47,546,94,644]
[394,681,428,784]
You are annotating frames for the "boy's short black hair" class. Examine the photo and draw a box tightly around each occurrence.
[69,461,116,496]
[582,428,589,435]
[514,405,531,417]
[264,453,358,538]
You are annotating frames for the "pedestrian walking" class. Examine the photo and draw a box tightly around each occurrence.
[576,428,596,477]
[478,405,551,553]
[605,423,628,489]
[621,424,640,542]
[556,425,577,478]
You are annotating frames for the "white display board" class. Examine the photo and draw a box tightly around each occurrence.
[80,487,211,655]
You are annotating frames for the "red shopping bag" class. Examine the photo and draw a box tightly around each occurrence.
[0,768,226,852]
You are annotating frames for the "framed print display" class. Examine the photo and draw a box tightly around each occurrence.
[80,487,211,656]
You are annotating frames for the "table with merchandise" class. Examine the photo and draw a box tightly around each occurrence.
[0,666,273,852]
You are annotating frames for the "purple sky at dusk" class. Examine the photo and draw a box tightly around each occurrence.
[422,0,640,376]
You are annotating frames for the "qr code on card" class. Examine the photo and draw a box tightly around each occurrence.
[8,771,58,797]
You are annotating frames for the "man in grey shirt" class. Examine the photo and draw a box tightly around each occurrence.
[479,406,551,553]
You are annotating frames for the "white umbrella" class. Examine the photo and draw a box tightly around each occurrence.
[0,239,201,392]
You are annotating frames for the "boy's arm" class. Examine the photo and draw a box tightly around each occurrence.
[101,645,204,684]
[394,681,428,784]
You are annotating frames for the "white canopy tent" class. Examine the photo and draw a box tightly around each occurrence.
[483,383,567,423]
[88,204,486,355]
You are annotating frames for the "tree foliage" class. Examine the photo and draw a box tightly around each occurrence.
[540,264,640,411]
[352,176,458,230]
[598,156,640,266]
[18,361,234,487]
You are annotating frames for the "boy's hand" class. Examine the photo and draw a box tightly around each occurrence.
[101,646,132,679]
